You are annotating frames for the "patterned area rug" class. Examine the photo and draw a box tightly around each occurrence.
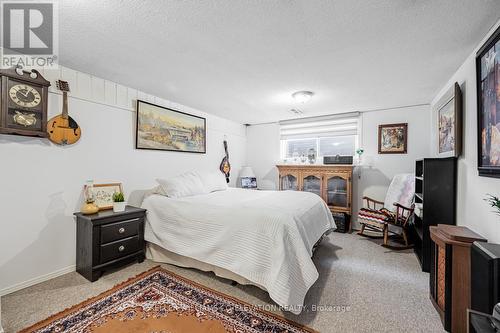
[21,266,316,333]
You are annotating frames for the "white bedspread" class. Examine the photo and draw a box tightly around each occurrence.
[142,188,335,314]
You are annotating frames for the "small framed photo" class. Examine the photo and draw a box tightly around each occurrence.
[378,123,408,154]
[241,177,257,189]
[87,183,123,210]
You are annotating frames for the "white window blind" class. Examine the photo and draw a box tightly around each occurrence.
[279,112,360,140]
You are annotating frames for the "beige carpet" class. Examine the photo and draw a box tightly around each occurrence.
[1,233,445,332]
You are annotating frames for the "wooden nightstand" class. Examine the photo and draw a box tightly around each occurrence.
[75,206,147,282]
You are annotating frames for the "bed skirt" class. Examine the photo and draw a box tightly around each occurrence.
[146,242,264,289]
[145,229,333,291]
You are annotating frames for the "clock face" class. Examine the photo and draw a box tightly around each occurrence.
[9,84,41,108]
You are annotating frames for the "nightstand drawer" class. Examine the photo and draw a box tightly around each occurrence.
[75,205,146,282]
[100,219,140,243]
[100,236,140,263]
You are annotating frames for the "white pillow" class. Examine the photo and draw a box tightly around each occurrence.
[156,172,207,198]
[198,170,228,193]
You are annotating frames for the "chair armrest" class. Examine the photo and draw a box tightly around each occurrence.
[393,202,415,227]
[393,202,414,212]
[363,196,384,205]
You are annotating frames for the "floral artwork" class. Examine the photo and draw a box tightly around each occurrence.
[87,183,123,210]
[378,123,407,154]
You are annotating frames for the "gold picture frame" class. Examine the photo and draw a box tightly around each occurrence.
[86,183,123,210]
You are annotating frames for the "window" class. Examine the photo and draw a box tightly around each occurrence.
[285,138,316,158]
[280,113,360,160]
[319,136,356,156]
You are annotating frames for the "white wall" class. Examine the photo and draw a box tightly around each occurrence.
[0,66,246,294]
[353,105,430,229]
[246,123,280,190]
[430,19,500,243]
[246,105,431,229]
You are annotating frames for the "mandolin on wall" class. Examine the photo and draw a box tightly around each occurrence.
[47,80,81,145]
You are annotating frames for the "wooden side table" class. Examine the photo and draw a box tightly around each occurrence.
[430,224,486,332]
[75,206,147,282]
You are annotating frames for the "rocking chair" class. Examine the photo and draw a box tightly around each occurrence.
[357,173,415,249]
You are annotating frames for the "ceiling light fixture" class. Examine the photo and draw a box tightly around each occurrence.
[292,91,314,104]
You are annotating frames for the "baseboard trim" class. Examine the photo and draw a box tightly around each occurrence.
[0,265,76,297]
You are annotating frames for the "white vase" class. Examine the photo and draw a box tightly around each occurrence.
[113,202,127,212]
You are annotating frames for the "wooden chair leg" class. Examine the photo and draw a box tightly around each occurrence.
[358,223,366,236]
[402,228,409,246]
[383,224,388,246]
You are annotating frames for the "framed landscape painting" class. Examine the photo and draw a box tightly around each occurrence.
[136,100,206,153]
[436,82,462,157]
[378,123,408,154]
[476,25,500,177]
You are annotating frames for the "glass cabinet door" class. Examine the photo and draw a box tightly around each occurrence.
[281,174,298,190]
[326,175,348,208]
[302,174,322,197]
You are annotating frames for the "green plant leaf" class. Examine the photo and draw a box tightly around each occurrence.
[113,192,125,202]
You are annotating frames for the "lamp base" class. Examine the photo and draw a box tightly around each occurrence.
[81,202,99,215]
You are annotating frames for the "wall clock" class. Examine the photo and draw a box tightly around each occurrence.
[0,66,50,138]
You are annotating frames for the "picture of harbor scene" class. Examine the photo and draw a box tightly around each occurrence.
[136,101,206,153]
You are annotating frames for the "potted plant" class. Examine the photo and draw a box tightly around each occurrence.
[113,192,126,212]
[485,194,500,217]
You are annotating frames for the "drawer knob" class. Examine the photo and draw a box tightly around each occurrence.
[118,245,125,252]
[118,228,125,234]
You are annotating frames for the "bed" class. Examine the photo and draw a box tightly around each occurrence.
[141,186,335,314]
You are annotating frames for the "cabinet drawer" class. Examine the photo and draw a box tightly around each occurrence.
[100,236,139,263]
[100,219,140,243]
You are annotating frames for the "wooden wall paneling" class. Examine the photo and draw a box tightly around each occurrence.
[40,68,61,94]
[116,84,128,108]
[137,91,148,102]
[104,80,116,106]
[61,67,78,94]
[127,88,138,109]
[76,72,92,100]
[91,77,105,103]
[138,91,154,103]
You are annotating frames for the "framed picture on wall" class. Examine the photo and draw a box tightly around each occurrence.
[136,100,206,153]
[436,82,462,157]
[476,25,500,178]
[378,123,408,154]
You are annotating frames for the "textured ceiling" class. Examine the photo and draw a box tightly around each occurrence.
[59,0,500,124]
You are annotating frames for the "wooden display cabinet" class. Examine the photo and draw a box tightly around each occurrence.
[276,165,353,215]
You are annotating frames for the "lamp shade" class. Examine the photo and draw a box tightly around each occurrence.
[239,166,255,178]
